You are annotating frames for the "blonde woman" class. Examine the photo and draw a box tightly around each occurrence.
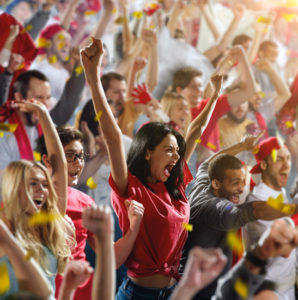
[161,91,191,136]
[0,99,75,298]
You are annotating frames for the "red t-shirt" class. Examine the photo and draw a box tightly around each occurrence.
[191,95,231,152]
[55,187,95,300]
[109,165,192,280]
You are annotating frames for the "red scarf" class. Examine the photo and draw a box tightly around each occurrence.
[0,101,43,160]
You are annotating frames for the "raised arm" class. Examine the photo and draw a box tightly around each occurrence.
[184,74,223,163]
[82,205,115,300]
[204,4,245,62]
[0,220,52,299]
[255,58,291,112]
[60,0,80,31]
[15,99,68,215]
[141,29,159,93]
[119,0,133,58]
[80,38,128,196]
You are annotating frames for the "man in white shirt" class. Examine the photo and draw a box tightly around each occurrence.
[243,136,295,300]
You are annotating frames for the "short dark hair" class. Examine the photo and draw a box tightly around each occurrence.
[232,34,252,46]
[208,154,243,182]
[35,126,83,156]
[172,67,202,91]
[127,122,186,200]
[12,70,49,98]
[79,99,99,137]
[101,72,126,93]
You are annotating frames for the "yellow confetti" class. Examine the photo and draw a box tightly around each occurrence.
[281,204,295,215]
[207,142,216,150]
[149,24,156,30]
[195,138,201,144]
[263,27,269,33]
[234,278,248,298]
[182,222,193,232]
[157,0,164,2]
[58,42,65,50]
[0,132,3,138]
[271,148,277,163]
[57,33,65,40]
[86,177,97,189]
[252,146,259,155]
[112,7,117,14]
[28,211,61,226]
[0,123,18,132]
[75,66,83,76]
[37,37,51,48]
[24,250,33,261]
[114,16,127,24]
[0,262,10,295]
[258,91,265,98]
[285,121,293,128]
[21,24,32,34]
[281,12,296,22]
[94,110,103,121]
[16,62,25,70]
[65,55,70,62]
[33,152,41,161]
[48,55,57,64]
[227,231,243,255]
[257,16,272,24]
[132,11,143,19]
[266,193,284,211]
[85,10,97,16]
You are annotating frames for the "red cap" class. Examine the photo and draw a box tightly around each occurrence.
[38,23,64,55]
[250,137,281,174]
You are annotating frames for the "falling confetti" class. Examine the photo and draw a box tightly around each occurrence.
[86,177,97,189]
[252,146,259,155]
[58,42,65,50]
[112,7,117,14]
[0,262,10,295]
[0,132,3,138]
[94,110,103,121]
[271,148,277,163]
[195,138,202,144]
[144,2,161,16]
[281,204,295,215]
[234,278,248,298]
[281,13,296,22]
[114,16,127,24]
[0,123,18,132]
[132,11,143,19]
[207,142,216,150]
[257,16,272,24]
[258,91,265,98]
[57,33,65,40]
[227,231,243,255]
[75,66,83,76]
[28,211,61,226]
[48,55,57,64]
[33,152,41,161]
[37,37,51,48]
[16,62,25,70]
[182,222,193,232]
[21,24,32,34]
[285,121,293,128]
[85,10,97,16]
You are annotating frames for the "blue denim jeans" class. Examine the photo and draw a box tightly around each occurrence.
[116,277,176,300]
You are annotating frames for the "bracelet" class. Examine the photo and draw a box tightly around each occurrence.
[246,246,268,268]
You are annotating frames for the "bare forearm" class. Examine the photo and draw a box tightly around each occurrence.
[93,238,115,300]
[201,6,220,41]
[114,228,138,268]
[146,46,158,93]
[91,11,113,39]
[248,31,264,63]
[121,7,132,58]
[60,0,80,30]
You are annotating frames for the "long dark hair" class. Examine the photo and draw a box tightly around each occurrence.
[127,122,186,199]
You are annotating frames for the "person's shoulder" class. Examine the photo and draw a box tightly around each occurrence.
[67,186,95,206]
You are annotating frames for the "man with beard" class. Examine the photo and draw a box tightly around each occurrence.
[243,137,296,299]
[0,69,84,182]
[179,135,297,300]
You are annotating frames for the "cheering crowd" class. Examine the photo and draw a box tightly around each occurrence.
[0,0,298,299]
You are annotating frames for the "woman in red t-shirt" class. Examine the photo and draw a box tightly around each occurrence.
[80,38,223,299]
